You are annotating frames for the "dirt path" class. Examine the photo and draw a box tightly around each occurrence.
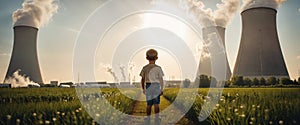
[126,94,195,125]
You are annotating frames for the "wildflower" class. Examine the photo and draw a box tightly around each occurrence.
[56,111,60,115]
[16,119,20,123]
[6,115,11,120]
[250,117,255,121]
[269,121,273,124]
[279,120,284,124]
[249,121,253,124]
[96,113,100,117]
[240,105,244,109]
[45,120,50,124]
[240,114,246,118]
[52,117,57,121]
[264,109,269,112]
[76,109,79,113]
[33,113,37,117]
[226,117,231,121]
[234,108,238,112]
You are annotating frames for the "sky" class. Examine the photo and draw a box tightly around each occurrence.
[0,0,299,83]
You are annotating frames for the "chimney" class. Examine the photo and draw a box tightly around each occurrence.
[233,7,289,79]
[5,26,43,84]
[198,26,232,80]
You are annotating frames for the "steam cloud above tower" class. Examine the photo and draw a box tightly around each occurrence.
[242,0,287,11]
[13,0,58,28]
[179,0,240,27]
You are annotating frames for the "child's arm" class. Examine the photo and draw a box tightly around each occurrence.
[141,77,145,94]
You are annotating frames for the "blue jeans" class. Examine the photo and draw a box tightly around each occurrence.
[145,83,161,106]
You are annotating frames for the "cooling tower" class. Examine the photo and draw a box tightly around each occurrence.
[198,26,232,80]
[5,26,43,84]
[233,7,289,79]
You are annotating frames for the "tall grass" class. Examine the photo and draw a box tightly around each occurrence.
[163,88,300,125]
[1,88,299,124]
[0,88,137,125]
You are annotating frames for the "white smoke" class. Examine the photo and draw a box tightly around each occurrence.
[196,43,211,59]
[119,65,126,82]
[4,70,40,88]
[180,0,215,27]
[13,0,58,28]
[179,0,240,28]
[242,0,287,11]
[214,0,240,27]
[200,46,211,59]
[128,62,135,84]
[106,66,119,83]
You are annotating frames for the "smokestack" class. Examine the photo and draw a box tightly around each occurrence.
[5,26,43,84]
[198,26,232,80]
[233,7,289,79]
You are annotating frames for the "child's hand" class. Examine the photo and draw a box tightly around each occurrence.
[143,89,146,95]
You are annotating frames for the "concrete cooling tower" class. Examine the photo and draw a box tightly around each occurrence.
[233,7,289,79]
[5,26,43,84]
[198,26,232,80]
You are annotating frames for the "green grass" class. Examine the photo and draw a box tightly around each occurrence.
[0,88,137,125]
[163,88,300,125]
[0,88,299,125]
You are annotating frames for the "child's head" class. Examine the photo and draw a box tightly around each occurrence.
[146,49,158,61]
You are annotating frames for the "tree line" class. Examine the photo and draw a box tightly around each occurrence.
[194,75,300,88]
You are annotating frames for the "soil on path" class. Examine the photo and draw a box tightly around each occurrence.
[125,93,195,125]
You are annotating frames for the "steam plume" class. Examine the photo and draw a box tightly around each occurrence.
[242,0,287,11]
[13,0,58,28]
[180,0,215,27]
[128,62,135,83]
[200,46,211,59]
[179,0,239,27]
[119,65,126,82]
[4,70,40,88]
[214,0,240,27]
[106,66,119,83]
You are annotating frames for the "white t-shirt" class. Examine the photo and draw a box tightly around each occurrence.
[140,64,164,83]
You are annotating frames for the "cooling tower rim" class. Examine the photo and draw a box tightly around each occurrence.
[13,25,39,30]
[241,7,277,14]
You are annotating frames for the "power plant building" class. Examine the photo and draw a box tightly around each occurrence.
[233,7,289,79]
[198,26,232,80]
[5,26,43,84]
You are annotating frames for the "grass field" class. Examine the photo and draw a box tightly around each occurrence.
[0,88,299,125]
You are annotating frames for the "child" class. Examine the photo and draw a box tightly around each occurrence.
[140,49,164,122]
